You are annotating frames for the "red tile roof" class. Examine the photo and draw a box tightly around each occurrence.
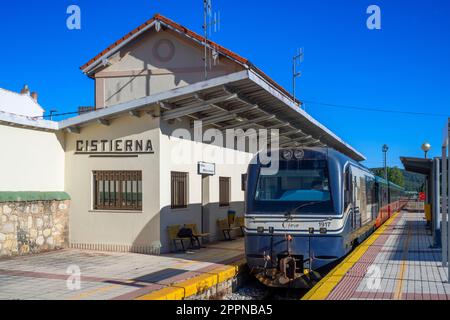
[80,13,300,104]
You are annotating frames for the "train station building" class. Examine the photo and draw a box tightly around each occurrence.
[0,14,364,256]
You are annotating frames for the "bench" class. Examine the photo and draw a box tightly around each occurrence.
[184,224,210,248]
[235,216,245,236]
[218,218,241,241]
[167,225,191,252]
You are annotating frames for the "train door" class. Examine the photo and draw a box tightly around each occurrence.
[367,177,377,223]
[374,181,380,221]
[380,183,388,223]
[353,174,362,229]
[387,184,392,218]
[344,166,355,230]
[359,176,369,225]
[346,166,361,231]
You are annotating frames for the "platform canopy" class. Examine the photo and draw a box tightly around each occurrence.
[400,157,433,175]
[59,69,365,161]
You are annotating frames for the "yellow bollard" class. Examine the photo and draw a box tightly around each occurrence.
[424,204,432,223]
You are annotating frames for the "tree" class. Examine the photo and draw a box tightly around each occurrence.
[370,166,405,188]
[388,167,405,187]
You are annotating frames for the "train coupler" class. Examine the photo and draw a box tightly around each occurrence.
[279,256,297,285]
[252,266,321,289]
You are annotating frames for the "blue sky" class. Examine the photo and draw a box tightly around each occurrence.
[1,0,449,168]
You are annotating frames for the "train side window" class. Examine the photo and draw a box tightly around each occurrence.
[374,182,379,203]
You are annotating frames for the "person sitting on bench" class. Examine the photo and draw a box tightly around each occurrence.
[177,227,200,248]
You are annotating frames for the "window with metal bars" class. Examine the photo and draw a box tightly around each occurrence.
[93,171,142,211]
[219,177,231,207]
[171,172,189,209]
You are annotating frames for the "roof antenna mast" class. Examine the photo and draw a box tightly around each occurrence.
[292,48,304,109]
[203,0,221,80]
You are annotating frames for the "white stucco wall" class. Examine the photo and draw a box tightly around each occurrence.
[64,115,162,253]
[94,28,243,108]
[159,119,253,250]
[0,124,65,192]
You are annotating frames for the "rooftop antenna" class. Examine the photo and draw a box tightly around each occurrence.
[203,0,221,80]
[292,48,304,109]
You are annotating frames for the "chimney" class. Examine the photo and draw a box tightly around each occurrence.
[20,84,30,95]
[31,92,38,102]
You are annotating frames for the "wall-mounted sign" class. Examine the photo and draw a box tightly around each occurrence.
[198,162,216,176]
[419,192,426,201]
[75,139,154,157]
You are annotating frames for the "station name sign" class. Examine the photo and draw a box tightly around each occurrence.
[198,162,216,176]
[75,139,154,156]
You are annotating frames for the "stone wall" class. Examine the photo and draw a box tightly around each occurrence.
[0,200,70,257]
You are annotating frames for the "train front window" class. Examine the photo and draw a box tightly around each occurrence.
[254,159,334,213]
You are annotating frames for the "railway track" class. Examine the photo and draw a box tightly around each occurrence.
[223,255,343,300]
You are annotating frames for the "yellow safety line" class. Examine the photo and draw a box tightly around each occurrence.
[302,212,400,300]
[393,217,411,300]
[136,258,247,300]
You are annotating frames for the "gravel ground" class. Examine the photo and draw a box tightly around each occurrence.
[222,283,267,300]
[222,281,308,300]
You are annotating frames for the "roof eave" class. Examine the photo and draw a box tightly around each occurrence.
[58,70,250,130]
[81,19,158,76]
[0,112,58,131]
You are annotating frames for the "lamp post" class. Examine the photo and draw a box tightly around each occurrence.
[421,142,431,159]
[382,144,389,182]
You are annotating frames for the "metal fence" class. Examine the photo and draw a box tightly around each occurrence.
[404,200,425,212]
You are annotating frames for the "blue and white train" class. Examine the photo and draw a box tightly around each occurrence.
[244,147,406,288]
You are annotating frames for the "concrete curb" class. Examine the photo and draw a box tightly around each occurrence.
[135,258,247,300]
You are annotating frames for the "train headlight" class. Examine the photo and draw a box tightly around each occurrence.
[308,228,315,234]
[282,150,293,160]
[320,228,328,234]
[294,149,305,160]
[257,227,265,234]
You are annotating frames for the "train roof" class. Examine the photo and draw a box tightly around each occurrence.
[389,182,405,191]
[273,147,406,191]
[375,176,405,190]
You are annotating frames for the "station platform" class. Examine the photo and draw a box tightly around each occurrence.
[303,210,450,300]
[0,238,245,300]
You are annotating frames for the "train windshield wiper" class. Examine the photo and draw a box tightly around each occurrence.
[285,201,321,218]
